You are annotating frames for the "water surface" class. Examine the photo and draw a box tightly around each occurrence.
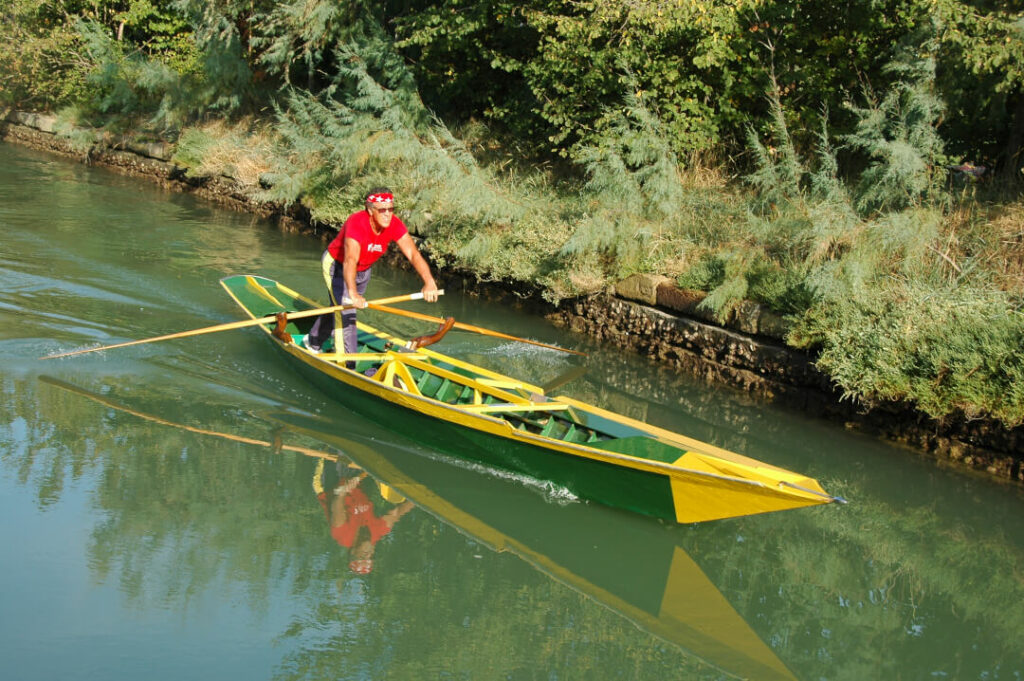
[2,141,1022,681]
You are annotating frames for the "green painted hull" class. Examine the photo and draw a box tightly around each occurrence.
[220,274,843,525]
[284,344,677,520]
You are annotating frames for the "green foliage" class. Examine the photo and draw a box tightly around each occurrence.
[260,79,495,225]
[383,0,1022,172]
[795,282,1024,424]
[927,0,1024,175]
[0,0,200,112]
[172,0,259,113]
[0,0,90,107]
[844,38,949,213]
[388,0,546,145]
[523,0,749,158]
[745,78,805,206]
[4,0,1023,175]
[73,18,191,129]
[677,254,727,292]
[683,83,857,321]
[252,0,351,89]
[558,83,688,278]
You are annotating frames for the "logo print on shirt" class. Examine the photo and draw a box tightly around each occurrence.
[367,244,383,253]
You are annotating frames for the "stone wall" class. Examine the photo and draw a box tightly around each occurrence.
[549,288,1022,482]
[3,110,1021,483]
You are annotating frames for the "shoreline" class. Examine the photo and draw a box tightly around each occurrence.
[4,110,1020,485]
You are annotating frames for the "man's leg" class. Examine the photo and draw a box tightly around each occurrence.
[305,251,337,350]
[339,268,371,354]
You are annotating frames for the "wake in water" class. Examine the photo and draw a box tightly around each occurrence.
[381,437,581,507]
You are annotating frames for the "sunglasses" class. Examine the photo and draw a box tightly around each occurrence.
[372,205,395,214]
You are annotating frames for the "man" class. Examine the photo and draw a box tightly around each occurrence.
[303,187,439,354]
[313,459,414,575]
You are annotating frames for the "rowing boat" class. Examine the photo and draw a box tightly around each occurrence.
[221,274,844,524]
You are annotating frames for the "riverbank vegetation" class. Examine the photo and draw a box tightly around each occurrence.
[2,0,1023,428]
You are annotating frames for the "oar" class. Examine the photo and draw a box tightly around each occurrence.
[40,290,441,360]
[367,303,587,356]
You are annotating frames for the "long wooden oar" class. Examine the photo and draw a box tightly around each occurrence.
[367,303,587,356]
[41,291,440,360]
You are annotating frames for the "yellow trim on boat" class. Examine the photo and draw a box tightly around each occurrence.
[316,352,431,362]
[245,276,287,307]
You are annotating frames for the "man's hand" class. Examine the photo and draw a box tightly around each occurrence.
[343,293,368,308]
[421,282,439,303]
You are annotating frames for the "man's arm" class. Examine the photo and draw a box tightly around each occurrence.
[395,233,439,302]
[381,500,416,529]
[342,236,365,307]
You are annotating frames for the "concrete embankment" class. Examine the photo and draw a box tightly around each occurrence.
[3,110,1021,483]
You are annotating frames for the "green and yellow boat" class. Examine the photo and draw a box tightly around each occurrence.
[221,274,844,524]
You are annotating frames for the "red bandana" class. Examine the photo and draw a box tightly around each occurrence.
[367,192,393,203]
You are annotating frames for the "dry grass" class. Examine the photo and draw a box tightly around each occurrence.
[942,199,1024,295]
[677,152,732,190]
[188,119,275,187]
[987,202,1024,294]
[565,257,609,295]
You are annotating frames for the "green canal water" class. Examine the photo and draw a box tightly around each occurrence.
[2,141,1023,681]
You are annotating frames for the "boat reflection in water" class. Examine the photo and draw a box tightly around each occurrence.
[40,376,795,681]
[273,409,798,681]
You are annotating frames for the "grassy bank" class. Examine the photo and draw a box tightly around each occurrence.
[153,94,1023,430]
[2,1,1022,431]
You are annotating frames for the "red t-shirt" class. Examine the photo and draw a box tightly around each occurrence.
[326,210,408,271]
[330,487,393,548]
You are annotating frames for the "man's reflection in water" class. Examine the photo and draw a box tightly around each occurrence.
[313,458,414,574]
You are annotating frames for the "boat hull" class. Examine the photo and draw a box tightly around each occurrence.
[220,274,842,524]
[281,341,679,520]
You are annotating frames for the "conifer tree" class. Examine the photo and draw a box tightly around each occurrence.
[172,0,259,112]
[560,79,686,277]
[844,33,948,214]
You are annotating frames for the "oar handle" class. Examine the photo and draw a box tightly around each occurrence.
[40,289,444,360]
[292,289,444,319]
